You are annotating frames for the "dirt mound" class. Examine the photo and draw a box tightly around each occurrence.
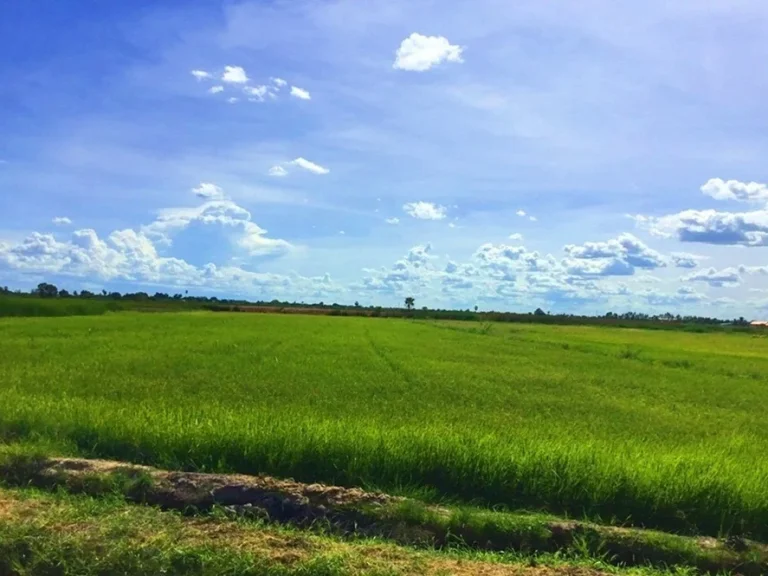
[8,456,768,575]
[41,457,398,527]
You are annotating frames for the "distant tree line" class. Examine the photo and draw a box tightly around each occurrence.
[0,283,753,329]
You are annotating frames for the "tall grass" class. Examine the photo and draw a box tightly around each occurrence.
[1,313,767,539]
[0,295,121,317]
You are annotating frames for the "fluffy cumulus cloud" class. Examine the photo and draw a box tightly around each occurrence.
[0,201,331,298]
[701,178,768,203]
[563,233,666,276]
[634,178,768,247]
[144,200,291,257]
[289,157,329,175]
[272,77,287,88]
[290,86,311,100]
[636,209,768,247]
[356,239,633,307]
[670,252,702,269]
[52,217,72,226]
[684,267,742,287]
[393,33,464,72]
[192,182,225,200]
[403,201,447,220]
[221,65,248,84]
[208,86,224,94]
[190,70,211,80]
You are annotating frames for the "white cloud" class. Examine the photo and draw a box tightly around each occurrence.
[339,231,345,235]
[272,77,287,88]
[684,267,741,287]
[403,201,447,220]
[701,178,768,203]
[634,178,768,247]
[516,210,526,217]
[0,226,332,298]
[290,86,311,100]
[191,70,211,80]
[227,97,239,104]
[52,217,72,226]
[739,265,768,276]
[290,157,329,175]
[145,200,291,257]
[208,86,224,94]
[244,85,270,101]
[563,233,666,276]
[635,208,768,247]
[670,252,702,269]
[509,233,523,241]
[393,33,464,72]
[529,216,538,222]
[385,217,400,225]
[221,66,248,84]
[268,165,288,177]
[192,182,225,200]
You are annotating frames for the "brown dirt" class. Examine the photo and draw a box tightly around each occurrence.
[44,456,397,514]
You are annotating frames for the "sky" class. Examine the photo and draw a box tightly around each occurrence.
[1,0,768,317]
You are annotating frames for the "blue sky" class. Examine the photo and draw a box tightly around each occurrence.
[1,0,768,316]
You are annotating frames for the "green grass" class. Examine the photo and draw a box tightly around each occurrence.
[0,485,693,576]
[3,442,761,574]
[0,313,767,540]
[0,295,122,317]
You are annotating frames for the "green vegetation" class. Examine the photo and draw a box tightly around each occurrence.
[1,282,755,330]
[1,312,767,545]
[1,443,762,575]
[0,483,694,576]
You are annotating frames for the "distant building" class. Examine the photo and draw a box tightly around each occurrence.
[750,321,768,327]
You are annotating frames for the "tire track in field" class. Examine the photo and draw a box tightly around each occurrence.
[364,328,416,387]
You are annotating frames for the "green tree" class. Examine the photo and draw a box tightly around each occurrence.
[533,307,546,316]
[35,282,58,298]
[405,296,415,310]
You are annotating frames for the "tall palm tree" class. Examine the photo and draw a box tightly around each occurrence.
[404,296,415,310]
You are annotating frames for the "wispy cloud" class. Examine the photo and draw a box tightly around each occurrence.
[290,157,329,175]
[190,70,211,80]
[268,165,288,177]
[385,217,400,224]
[290,86,311,100]
[52,216,72,226]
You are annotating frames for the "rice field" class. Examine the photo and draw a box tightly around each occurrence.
[1,312,767,540]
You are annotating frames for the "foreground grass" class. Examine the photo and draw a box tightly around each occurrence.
[0,483,706,576]
[1,443,762,575]
[0,313,767,540]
